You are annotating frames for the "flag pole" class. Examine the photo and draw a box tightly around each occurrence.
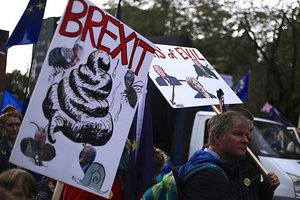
[23,45,36,102]
[212,90,268,176]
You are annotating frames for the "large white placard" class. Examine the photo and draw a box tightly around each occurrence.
[10,0,155,198]
[149,44,242,108]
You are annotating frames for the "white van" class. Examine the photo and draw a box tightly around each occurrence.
[287,127,300,143]
[189,111,300,199]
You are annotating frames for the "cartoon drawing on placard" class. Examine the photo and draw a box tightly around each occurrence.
[42,50,114,146]
[152,65,184,107]
[20,122,56,166]
[153,65,181,86]
[114,70,144,121]
[192,59,218,80]
[186,77,217,98]
[48,40,84,82]
[72,145,108,194]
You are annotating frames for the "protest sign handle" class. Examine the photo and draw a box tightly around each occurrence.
[211,105,269,177]
[211,105,221,114]
[51,181,64,200]
[218,99,223,113]
[246,147,268,176]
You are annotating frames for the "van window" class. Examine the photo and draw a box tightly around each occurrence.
[204,119,210,146]
[250,120,300,159]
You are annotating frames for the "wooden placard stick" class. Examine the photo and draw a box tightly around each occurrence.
[246,147,268,176]
[51,181,65,200]
[212,89,268,176]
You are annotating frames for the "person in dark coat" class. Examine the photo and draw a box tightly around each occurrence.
[0,110,22,173]
[179,111,252,200]
[230,107,280,200]
[153,65,181,86]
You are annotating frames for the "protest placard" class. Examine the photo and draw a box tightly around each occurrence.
[10,0,155,198]
[149,44,242,108]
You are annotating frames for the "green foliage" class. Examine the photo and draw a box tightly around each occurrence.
[5,70,28,101]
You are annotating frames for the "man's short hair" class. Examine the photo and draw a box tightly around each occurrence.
[207,111,250,145]
[228,107,254,121]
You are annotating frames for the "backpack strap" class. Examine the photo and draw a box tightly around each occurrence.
[182,162,229,183]
[173,162,229,200]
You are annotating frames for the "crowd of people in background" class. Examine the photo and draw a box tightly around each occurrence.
[0,104,283,200]
[0,105,55,200]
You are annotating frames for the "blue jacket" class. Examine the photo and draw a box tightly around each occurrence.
[178,149,240,200]
[178,149,221,177]
[0,135,16,173]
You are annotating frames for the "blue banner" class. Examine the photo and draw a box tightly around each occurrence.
[234,71,250,102]
[0,89,23,114]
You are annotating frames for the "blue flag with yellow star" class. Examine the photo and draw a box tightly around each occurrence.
[234,71,250,102]
[4,0,47,50]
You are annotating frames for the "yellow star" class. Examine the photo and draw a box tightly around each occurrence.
[27,6,34,13]
[36,1,45,10]
[131,139,136,151]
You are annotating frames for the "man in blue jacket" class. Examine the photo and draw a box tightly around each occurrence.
[229,107,280,200]
[179,111,252,199]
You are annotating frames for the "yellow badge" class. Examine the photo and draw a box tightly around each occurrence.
[244,178,251,187]
[1,150,6,155]
[108,190,113,199]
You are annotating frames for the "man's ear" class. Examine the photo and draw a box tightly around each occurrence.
[214,132,222,144]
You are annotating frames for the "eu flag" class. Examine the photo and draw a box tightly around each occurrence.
[125,113,138,200]
[21,94,30,116]
[4,0,47,50]
[125,83,154,200]
[135,84,154,196]
[0,89,23,114]
[234,71,250,102]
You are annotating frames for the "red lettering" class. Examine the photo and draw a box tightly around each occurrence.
[110,23,137,65]
[168,49,177,59]
[81,6,106,47]
[191,49,205,61]
[59,0,155,76]
[134,40,155,75]
[153,47,166,59]
[181,48,194,59]
[174,47,189,60]
[59,0,88,37]
[97,15,119,53]
[127,38,139,69]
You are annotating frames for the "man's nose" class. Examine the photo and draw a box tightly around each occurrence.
[242,134,250,144]
[12,125,20,130]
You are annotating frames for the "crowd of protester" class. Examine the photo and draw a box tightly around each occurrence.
[0,105,282,199]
